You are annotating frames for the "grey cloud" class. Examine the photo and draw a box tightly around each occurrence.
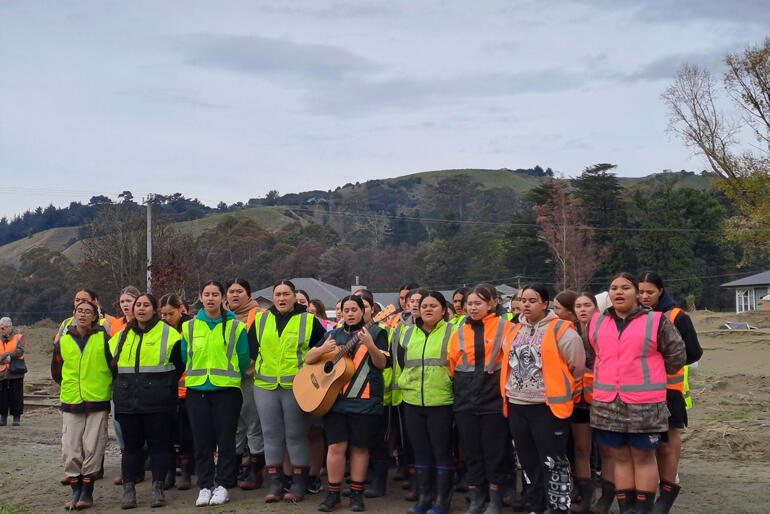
[174,33,377,82]
[623,49,728,82]
[576,0,770,26]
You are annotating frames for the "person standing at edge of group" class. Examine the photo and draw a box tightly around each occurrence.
[586,273,685,514]
[0,317,25,427]
[225,278,267,491]
[398,291,456,514]
[448,285,514,514]
[159,293,194,491]
[181,281,250,507]
[250,279,327,503]
[306,294,389,512]
[572,292,617,514]
[109,293,184,509]
[637,272,703,514]
[500,284,585,514]
[51,299,114,510]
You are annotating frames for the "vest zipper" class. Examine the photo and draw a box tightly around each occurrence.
[78,340,85,402]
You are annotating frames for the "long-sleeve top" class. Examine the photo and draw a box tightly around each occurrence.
[0,332,25,380]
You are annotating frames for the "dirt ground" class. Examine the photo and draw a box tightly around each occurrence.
[1,310,769,513]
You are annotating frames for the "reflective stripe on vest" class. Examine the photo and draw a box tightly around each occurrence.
[185,319,241,379]
[665,308,686,392]
[385,324,404,393]
[116,323,176,374]
[344,345,372,399]
[402,326,453,368]
[254,312,311,384]
[453,316,507,373]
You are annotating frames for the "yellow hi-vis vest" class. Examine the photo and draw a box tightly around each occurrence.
[684,364,692,409]
[397,321,455,407]
[59,330,113,405]
[109,321,180,373]
[182,318,244,389]
[383,323,405,406]
[253,311,314,390]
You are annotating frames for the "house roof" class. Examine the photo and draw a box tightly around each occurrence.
[252,278,351,308]
[720,270,770,288]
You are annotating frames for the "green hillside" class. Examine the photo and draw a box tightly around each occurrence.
[0,168,710,267]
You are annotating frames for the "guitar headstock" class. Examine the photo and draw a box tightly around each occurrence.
[373,304,397,323]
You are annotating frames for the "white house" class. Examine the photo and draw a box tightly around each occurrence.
[721,270,770,313]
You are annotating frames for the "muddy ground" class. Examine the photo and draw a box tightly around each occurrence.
[1,310,769,513]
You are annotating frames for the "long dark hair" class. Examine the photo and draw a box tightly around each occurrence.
[112,293,159,366]
[611,272,639,291]
[339,295,365,326]
[225,278,252,297]
[555,290,578,316]
[521,283,550,303]
[420,291,450,321]
[273,279,296,292]
[639,271,665,291]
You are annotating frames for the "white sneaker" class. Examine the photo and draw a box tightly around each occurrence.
[196,488,212,507]
[208,485,230,505]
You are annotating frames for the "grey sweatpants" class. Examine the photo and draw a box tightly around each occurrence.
[253,385,312,466]
[236,378,264,455]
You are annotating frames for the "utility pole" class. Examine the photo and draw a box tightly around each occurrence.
[146,194,153,293]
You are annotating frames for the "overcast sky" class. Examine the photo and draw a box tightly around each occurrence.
[1,0,768,219]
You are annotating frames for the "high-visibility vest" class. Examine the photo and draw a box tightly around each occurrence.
[575,371,594,405]
[664,308,687,393]
[110,321,181,412]
[450,313,508,374]
[253,311,314,390]
[56,315,114,343]
[384,323,405,406]
[182,318,244,389]
[397,320,455,407]
[246,306,265,331]
[683,364,692,409]
[59,330,113,405]
[500,319,576,419]
[0,334,23,373]
[385,311,403,329]
[589,311,667,404]
[449,314,466,326]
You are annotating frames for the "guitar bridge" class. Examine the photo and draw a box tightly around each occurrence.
[310,374,319,389]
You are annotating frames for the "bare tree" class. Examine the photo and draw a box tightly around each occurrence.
[662,39,770,262]
[533,179,607,292]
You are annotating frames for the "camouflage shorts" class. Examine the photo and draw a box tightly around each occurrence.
[590,396,670,433]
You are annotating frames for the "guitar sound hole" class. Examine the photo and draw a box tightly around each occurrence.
[323,361,334,374]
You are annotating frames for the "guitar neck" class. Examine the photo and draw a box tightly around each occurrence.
[332,318,379,364]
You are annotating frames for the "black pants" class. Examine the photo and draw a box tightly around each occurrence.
[456,411,511,486]
[402,403,454,468]
[175,399,195,458]
[186,388,242,489]
[0,378,23,417]
[116,412,174,482]
[508,403,571,512]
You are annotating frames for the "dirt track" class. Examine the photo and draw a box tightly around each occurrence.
[1,311,769,513]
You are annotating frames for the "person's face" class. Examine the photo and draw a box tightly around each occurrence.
[399,289,410,310]
[160,304,183,326]
[610,277,638,313]
[512,292,524,314]
[119,294,137,318]
[226,284,249,309]
[453,293,465,315]
[574,296,597,325]
[638,282,663,308]
[553,300,576,322]
[465,293,492,321]
[409,293,423,318]
[520,289,548,321]
[199,285,223,313]
[420,296,445,326]
[74,304,97,328]
[362,300,373,323]
[307,303,318,316]
[0,325,10,337]
[335,302,342,321]
[133,296,155,324]
[342,300,364,326]
[74,291,95,309]
[273,285,296,314]
[296,293,309,307]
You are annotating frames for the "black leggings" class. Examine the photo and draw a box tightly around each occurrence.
[402,403,454,469]
[116,412,174,482]
[0,378,23,417]
[456,411,511,486]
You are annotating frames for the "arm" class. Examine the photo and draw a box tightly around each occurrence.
[169,342,185,380]
[674,313,703,364]
[235,329,250,378]
[247,321,259,361]
[308,317,328,348]
[447,331,460,377]
[51,342,63,384]
[657,316,686,374]
[304,334,336,364]
[556,327,586,381]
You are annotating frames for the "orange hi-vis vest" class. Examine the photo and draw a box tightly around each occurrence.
[665,308,686,393]
[500,319,577,419]
[575,370,594,405]
[0,334,23,373]
[449,313,509,375]
[246,306,266,331]
[343,345,373,399]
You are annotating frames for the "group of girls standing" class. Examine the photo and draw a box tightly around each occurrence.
[51,272,699,514]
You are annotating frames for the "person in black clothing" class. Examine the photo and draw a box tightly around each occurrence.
[305,295,389,512]
[110,294,185,509]
[638,272,703,514]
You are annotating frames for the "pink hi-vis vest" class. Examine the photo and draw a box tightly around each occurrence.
[588,311,667,404]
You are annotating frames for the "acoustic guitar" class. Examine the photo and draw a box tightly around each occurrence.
[294,305,396,416]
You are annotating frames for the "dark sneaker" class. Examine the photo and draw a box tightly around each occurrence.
[307,476,323,494]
